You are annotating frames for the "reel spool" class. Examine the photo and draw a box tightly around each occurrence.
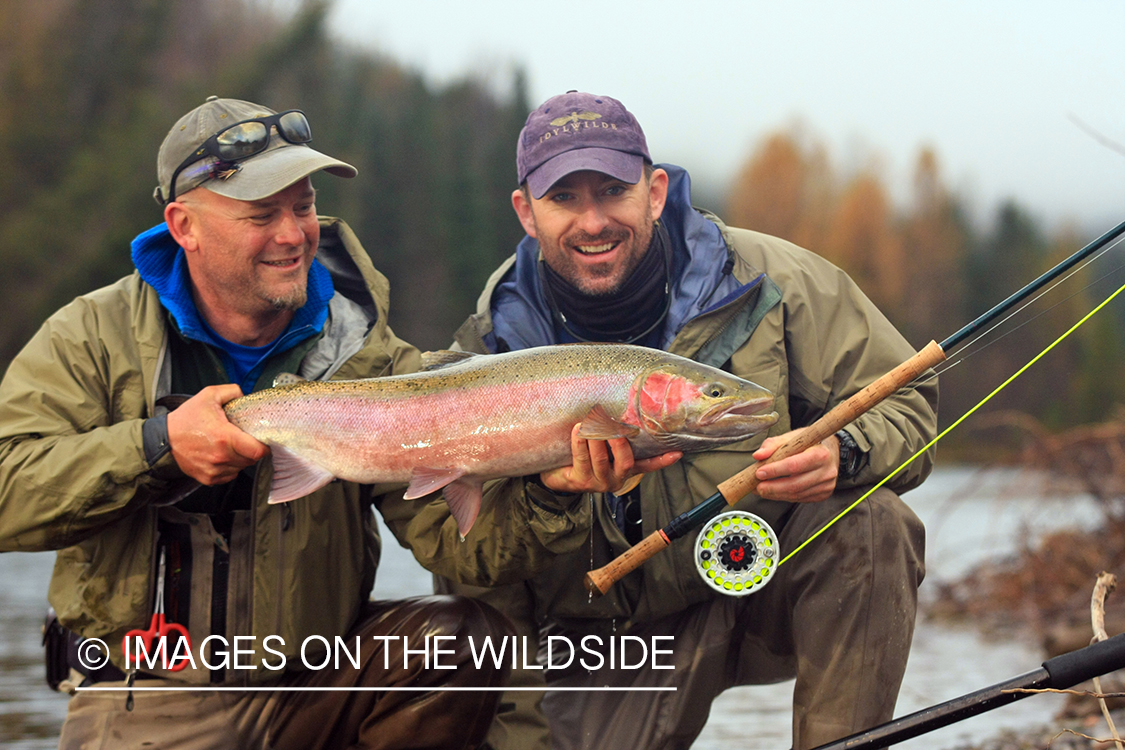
[694,511,780,596]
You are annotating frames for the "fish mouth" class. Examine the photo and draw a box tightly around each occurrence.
[701,397,779,433]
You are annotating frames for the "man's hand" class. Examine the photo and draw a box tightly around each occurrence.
[752,429,840,503]
[166,384,269,485]
[538,424,681,495]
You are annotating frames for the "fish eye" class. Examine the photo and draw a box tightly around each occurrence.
[706,384,725,398]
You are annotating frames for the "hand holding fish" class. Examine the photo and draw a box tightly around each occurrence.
[538,425,683,495]
[205,344,778,536]
[751,429,840,503]
[166,384,268,485]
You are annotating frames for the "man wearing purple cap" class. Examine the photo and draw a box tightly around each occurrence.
[438,92,938,750]
[0,96,646,749]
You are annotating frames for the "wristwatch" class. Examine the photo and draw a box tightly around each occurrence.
[835,429,865,480]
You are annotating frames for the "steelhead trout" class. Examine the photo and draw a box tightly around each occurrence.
[223,344,779,535]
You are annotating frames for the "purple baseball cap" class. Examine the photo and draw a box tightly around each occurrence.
[516,91,651,199]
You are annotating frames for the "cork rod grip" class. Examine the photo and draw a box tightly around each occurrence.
[584,530,669,595]
[716,340,946,504]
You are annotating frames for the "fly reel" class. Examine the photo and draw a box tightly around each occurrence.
[694,511,779,596]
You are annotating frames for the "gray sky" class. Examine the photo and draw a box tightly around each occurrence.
[326,1,1125,235]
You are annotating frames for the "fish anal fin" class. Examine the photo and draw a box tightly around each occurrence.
[420,350,478,371]
[442,478,484,539]
[404,466,468,500]
[267,445,336,503]
[577,405,640,441]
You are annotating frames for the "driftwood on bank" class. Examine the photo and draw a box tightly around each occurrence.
[928,410,1125,648]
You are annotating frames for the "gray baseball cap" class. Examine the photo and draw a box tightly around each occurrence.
[154,96,357,205]
[516,91,651,199]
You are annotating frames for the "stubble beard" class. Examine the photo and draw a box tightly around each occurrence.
[261,248,313,312]
[538,208,656,298]
[267,285,309,311]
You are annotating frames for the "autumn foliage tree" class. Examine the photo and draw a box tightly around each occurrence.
[725,127,1123,443]
[0,0,529,361]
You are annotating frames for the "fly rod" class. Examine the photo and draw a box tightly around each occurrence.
[584,217,1125,596]
[808,630,1125,750]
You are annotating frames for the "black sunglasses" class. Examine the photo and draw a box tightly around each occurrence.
[165,110,313,203]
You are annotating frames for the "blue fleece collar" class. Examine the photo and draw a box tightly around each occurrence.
[131,223,333,392]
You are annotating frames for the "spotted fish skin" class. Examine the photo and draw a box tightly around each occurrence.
[224,343,779,535]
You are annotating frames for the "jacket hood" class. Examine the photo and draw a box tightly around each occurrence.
[131,223,334,392]
[486,164,760,353]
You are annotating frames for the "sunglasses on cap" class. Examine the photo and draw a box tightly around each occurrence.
[164,110,313,203]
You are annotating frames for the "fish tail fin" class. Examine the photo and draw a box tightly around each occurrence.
[267,445,336,504]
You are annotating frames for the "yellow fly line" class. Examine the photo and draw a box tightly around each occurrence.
[778,278,1125,567]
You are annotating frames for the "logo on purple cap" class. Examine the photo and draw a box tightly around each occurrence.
[549,111,602,128]
[538,111,619,143]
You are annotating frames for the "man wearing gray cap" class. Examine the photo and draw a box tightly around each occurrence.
[439,92,938,750]
[0,96,631,748]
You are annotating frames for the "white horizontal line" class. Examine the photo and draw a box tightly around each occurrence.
[76,686,676,692]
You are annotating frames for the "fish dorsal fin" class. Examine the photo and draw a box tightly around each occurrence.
[420,350,478,371]
[266,445,336,504]
[576,405,641,441]
[273,372,308,387]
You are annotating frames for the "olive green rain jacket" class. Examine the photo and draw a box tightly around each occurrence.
[451,209,938,629]
[0,217,589,684]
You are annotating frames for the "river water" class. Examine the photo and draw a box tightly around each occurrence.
[0,466,1107,749]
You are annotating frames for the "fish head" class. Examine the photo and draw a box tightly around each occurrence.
[630,361,779,452]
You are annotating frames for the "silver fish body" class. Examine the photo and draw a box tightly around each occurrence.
[225,344,779,535]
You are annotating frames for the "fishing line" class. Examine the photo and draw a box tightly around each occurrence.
[916,258,1125,388]
[905,238,1125,391]
[930,249,1125,379]
[777,275,1125,567]
[587,221,1125,598]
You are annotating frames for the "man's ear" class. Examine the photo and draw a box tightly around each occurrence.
[511,188,538,238]
[163,201,199,253]
[649,168,669,223]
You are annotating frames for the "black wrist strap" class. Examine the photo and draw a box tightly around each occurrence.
[835,429,865,479]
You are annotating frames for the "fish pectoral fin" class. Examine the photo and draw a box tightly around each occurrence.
[616,474,644,495]
[420,350,478,371]
[272,372,308,387]
[267,445,337,504]
[403,466,468,500]
[576,405,641,441]
[442,478,484,539]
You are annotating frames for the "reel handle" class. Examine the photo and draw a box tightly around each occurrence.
[584,340,946,597]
